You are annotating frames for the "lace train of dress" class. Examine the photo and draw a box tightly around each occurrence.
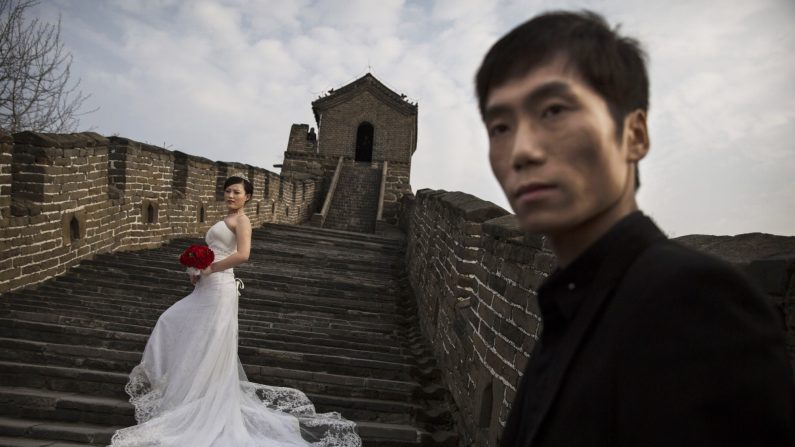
[110,221,361,447]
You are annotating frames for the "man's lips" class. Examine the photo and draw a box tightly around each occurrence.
[514,182,556,202]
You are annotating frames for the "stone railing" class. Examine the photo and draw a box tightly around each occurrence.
[399,189,554,446]
[311,156,343,227]
[0,131,323,293]
[375,161,388,231]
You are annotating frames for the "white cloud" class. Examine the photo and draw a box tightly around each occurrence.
[31,0,795,236]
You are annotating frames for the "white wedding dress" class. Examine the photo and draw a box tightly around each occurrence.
[110,220,362,447]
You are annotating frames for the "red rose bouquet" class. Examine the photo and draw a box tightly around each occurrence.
[180,244,215,276]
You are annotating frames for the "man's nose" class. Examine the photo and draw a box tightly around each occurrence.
[511,120,546,170]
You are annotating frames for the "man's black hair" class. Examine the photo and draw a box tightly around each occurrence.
[476,10,649,189]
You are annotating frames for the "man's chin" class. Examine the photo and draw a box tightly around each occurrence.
[516,212,569,236]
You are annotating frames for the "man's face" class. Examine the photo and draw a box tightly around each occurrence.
[484,57,635,236]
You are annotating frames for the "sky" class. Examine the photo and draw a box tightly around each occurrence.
[30,0,795,237]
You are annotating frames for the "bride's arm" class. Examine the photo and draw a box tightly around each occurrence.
[203,215,252,273]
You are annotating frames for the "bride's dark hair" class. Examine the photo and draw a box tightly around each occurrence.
[223,176,253,202]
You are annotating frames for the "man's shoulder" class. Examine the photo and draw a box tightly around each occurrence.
[616,237,769,308]
[613,235,782,344]
[631,237,745,281]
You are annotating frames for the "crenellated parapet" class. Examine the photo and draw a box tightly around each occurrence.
[0,132,323,293]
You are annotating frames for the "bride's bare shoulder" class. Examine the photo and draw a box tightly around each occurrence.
[236,214,251,229]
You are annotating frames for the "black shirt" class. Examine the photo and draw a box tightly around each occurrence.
[500,211,795,447]
[502,211,664,446]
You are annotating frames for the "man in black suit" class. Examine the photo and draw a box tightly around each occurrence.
[475,10,794,446]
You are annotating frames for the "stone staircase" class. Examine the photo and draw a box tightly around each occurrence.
[0,223,460,447]
[325,163,381,233]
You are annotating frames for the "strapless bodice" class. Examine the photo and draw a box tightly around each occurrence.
[206,220,236,265]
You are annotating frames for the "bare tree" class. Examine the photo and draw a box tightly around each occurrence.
[0,0,92,133]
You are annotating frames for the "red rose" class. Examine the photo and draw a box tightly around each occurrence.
[180,244,215,270]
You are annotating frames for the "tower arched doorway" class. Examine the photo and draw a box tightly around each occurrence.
[355,122,374,162]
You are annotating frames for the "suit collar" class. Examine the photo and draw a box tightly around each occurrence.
[538,211,664,324]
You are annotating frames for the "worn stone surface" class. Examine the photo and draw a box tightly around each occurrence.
[0,223,460,446]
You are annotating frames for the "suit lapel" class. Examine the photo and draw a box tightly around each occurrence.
[524,217,665,446]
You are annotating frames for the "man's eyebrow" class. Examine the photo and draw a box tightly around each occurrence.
[522,81,576,110]
[484,81,576,122]
[483,104,512,123]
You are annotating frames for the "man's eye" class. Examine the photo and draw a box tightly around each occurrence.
[488,124,510,138]
[542,104,566,118]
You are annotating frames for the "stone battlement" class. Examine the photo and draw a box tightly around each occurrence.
[0,131,323,293]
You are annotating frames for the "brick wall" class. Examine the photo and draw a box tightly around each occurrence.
[0,131,323,293]
[382,161,410,225]
[316,90,416,164]
[399,189,555,446]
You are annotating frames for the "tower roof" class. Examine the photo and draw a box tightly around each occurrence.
[311,73,417,126]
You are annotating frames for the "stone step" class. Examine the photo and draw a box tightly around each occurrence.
[0,335,417,383]
[241,363,426,403]
[2,295,428,357]
[47,273,403,314]
[2,293,406,340]
[0,435,91,446]
[0,417,116,446]
[0,387,132,427]
[17,286,404,330]
[0,309,410,355]
[0,320,147,353]
[0,338,140,374]
[0,362,129,399]
[83,253,404,287]
[260,223,405,247]
[2,296,405,338]
[0,386,426,427]
[325,165,382,234]
[0,360,429,404]
[129,238,403,269]
[0,223,459,445]
[7,284,408,330]
[0,309,411,358]
[0,416,451,447]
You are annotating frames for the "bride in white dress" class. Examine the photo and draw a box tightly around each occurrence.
[110,176,362,447]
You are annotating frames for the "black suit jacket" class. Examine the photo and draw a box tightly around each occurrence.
[502,213,795,447]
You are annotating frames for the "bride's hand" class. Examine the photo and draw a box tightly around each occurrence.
[201,266,213,276]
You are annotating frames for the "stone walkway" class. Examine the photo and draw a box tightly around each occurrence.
[0,223,459,446]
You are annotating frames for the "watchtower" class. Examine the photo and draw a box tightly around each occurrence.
[281,73,417,232]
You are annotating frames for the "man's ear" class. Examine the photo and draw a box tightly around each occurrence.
[624,109,649,162]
